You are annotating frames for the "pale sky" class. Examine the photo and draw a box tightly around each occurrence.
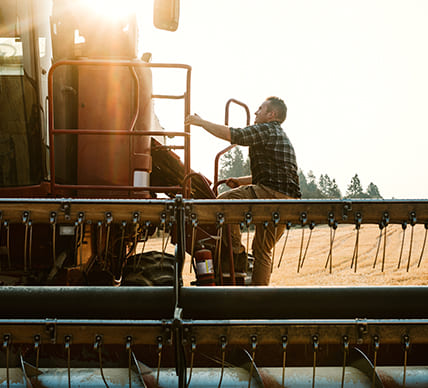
[138,0,428,199]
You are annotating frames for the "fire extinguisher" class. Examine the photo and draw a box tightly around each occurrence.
[194,248,216,286]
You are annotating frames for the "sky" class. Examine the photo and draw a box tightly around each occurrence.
[137,0,428,199]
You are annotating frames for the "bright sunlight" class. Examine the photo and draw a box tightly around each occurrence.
[82,0,138,21]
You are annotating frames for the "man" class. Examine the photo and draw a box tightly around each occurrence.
[185,97,301,285]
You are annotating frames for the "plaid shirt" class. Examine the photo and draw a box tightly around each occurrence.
[230,121,301,198]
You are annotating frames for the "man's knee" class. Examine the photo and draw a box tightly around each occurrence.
[217,190,231,199]
[217,186,245,200]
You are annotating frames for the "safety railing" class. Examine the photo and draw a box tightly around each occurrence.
[213,99,251,195]
[47,60,192,198]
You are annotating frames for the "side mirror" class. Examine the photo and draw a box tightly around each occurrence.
[153,0,180,32]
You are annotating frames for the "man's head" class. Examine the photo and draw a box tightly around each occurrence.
[254,97,287,124]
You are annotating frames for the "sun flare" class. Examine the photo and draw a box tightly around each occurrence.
[83,0,139,21]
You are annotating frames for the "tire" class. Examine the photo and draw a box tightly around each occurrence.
[122,251,176,286]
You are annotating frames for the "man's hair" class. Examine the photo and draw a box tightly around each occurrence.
[266,96,287,123]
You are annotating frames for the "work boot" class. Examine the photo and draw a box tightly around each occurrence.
[220,251,248,276]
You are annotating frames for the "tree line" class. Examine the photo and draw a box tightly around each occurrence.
[299,170,382,199]
[219,147,382,199]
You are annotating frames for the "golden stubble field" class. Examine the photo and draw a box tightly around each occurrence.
[144,224,428,287]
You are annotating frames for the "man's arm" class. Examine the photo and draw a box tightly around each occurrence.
[226,175,252,188]
[185,114,231,142]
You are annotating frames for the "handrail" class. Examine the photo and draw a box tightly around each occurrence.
[129,66,140,132]
[224,98,251,126]
[213,99,251,195]
[52,184,183,194]
[181,172,216,199]
[51,130,190,136]
[47,59,192,197]
[212,179,228,195]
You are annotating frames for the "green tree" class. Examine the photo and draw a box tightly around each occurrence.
[300,170,383,199]
[243,154,250,175]
[298,169,309,197]
[366,182,382,198]
[299,170,323,198]
[329,178,342,198]
[345,174,368,198]
[319,174,342,198]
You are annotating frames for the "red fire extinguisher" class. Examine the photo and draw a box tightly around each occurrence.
[194,248,216,286]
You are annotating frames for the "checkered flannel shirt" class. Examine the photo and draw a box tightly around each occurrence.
[230,121,301,198]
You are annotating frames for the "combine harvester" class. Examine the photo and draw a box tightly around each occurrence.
[0,0,427,386]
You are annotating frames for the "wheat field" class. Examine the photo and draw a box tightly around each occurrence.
[145,224,428,287]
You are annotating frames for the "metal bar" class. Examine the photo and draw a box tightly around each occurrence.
[341,336,349,388]
[227,224,236,285]
[0,198,170,204]
[0,286,428,320]
[48,60,192,72]
[0,198,170,223]
[48,62,56,195]
[0,321,426,351]
[153,145,186,150]
[5,221,10,268]
[157,337,163,386]
[51,130,189,136]
[0,318,427,349]
[65,335,71,388]
[281,336,288,388]
[3,334,10,388]
[312,335,318,388]
[188,199,428,225]
[187,337,196,388]
[179,286,428,320]
[152,94,185,99]
[247,335,257,388]
[371,335,379,388]
[1,317,428,326]
[53,184,183,192]
[403,334,410,387]
[1,198,427,224]
[213,99,251,194]
[129,67,140,132]
[173,196,187,387]
[218,335,227,388]
[184,69,191,198]
[0,182,50,196]
[213,145,235,195]
[225,99,251,126]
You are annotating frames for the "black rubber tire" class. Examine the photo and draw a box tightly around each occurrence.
[122,251,176,286]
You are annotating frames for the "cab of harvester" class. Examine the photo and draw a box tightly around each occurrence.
[0,0,182,198]
[1,1,428,387]
[0,0,196,286]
